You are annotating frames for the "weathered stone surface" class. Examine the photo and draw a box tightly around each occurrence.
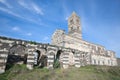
[0,69,5,74]
[117,58,120,66]
[51,12,117,67]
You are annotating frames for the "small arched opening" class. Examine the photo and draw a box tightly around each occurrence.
[33,50,41,66]
[33,50,47,68]
[6,44,27,70]
[53,50,62,68]
[39,55,48,68]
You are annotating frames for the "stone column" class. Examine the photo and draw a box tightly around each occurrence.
[84,52,90,65]
[46,46,57,69]
[62,51,69,69]
[47,53,55,68]
[26,51,34,70]
[79,51,85,66]
[0,48,8,74]
[74,51,81,68]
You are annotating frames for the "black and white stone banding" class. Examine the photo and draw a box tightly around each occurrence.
[0,36,117,74]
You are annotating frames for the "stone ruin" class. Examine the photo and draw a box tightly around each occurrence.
[0,36,89,74]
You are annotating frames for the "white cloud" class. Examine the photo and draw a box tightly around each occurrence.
[0,0,12,8]
[18,0,43,15]
[12,26,32,36]
[31,3,44,15]
[26,33,32,36]
[0,0,44,25]
[65,16,69,20]
[12,26,20,31]
[61,0,71,21]
[18,0,30,10]
[0,7,42,25]
[0,7,25,19]
[43,36,49,41]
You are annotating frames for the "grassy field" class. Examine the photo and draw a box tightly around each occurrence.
[0,64,120,80]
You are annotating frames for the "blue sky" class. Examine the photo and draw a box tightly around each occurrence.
[0,0,120,57]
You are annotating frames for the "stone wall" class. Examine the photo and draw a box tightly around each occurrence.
[0,36,89,74]
[117,58,120,66]
[51,29,118,66]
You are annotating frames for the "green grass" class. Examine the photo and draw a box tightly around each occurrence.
[0,65,120,80]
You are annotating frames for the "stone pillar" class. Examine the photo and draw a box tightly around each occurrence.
[0,49,8,74]
[26,52,34,70]
[74,51,81,68]
[62,51,69,69]
[46,46,57,69]
[84,52,90,65]
[80,51,85,66]
[47,53,55,68]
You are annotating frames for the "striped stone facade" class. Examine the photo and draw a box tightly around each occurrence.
[0,36,89,74]
[0,49,8,74]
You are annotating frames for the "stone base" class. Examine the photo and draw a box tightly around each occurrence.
[0,69,5,74]
[47,65,53,69]
[63,65,68,69]
[26,64,33,70]
[75,65,81,68]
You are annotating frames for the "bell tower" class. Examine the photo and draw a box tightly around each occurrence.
[68,12,82,39]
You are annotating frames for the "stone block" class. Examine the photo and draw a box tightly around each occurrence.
[63,64,68,69]
[27,64,33,70]
[75,64,81,68]
[0,69,5,74]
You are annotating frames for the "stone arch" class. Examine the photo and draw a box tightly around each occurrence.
[47,50,56,68]
[39,54,48,68]
[33,48,47,68]
[33,50,41,66]
[53,50,62,68]
[56,50,62,60]
[6,43,27,70]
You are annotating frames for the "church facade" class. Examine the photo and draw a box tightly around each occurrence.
[52,12,117,67]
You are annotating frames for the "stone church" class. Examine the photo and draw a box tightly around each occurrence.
[0,12,117,74]
[51,12,117,67]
